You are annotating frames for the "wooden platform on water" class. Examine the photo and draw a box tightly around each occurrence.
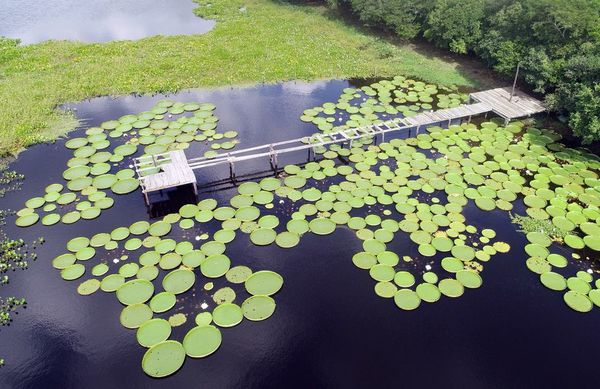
[134,150,197,204]
[133,87,545,204]
[470,87,546,121]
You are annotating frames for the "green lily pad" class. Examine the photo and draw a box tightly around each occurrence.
[563,291,593,313]
[142,340,185,378]
[394,289,421,310]
[540,272,567,291]
[116,279,154,305]
[241,295,277,321]
[137,318,172,348]
[183,325,222,358]
[77,279,101,295]
[120,303,153,329]
[212,303,243,327]
[163,269,195,294]
[245,271,283,296]
[438,278,464,297]
[149,292,177,313]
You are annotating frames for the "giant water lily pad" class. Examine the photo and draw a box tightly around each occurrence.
[563,291,593,313]
[116,279,154,305]
[212,303,243,327]
[111,178,140,194]
[183,325,222,358]
[241,295,276,321]
[142,340,186,378]
[163,269,195,294]
[137,318,172,348]
[120,303,153,329]
[149,292,177,313]
[245,271,283,296]
[201,254,230,278]
[394,289,421,310]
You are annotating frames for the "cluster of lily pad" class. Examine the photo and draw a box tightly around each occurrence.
[53,201,283,377]
[300,76,469,134]
[298,78,600,312]
[15,100,239,227]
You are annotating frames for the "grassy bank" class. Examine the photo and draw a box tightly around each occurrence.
[0,0,478,156]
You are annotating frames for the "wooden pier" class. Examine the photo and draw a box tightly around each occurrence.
[134,150,197,205]
[133,87,546,204]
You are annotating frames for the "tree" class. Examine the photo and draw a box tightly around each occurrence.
[423,0,486,54]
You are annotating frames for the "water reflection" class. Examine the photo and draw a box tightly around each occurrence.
[0,0,215,44]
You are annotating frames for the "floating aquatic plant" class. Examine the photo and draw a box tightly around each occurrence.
[15,101,240,228]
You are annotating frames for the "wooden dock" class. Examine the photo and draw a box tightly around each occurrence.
[132,87,545,204]
[133,150,197,205]
[470,87,546,122]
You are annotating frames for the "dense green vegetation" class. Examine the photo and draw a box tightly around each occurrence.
[0,0,477,157]
[322,0,600,143]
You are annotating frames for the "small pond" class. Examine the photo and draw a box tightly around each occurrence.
[1,79,600,388]
[0,0,214,45]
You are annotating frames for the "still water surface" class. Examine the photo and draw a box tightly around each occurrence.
[0,0,214,44]
[1,80,599,388]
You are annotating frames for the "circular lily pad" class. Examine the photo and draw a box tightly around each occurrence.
[120,303,153,329]
[201,254,231,278]
[212,303,243,327]
[245,271,283,296]
[242,295,276,321]
[142,340,185,378]
[394,289,421,310]
[374,282,397,298]
[540,272,567,291]
[225,266,253,284]
[275,231,300,248]
[250,228,277,246]
[101,274,125,292]
[149,292,177,313]
[456,270,482,288]
[77,279,101,295]
[308,218,336,235]
[195,312,213,326]
[416,283,441,303]
[563,291,593,313]
[137,318,172,348]
[61,264,85,280]
[116,279,154,305]
[162,269,195,294]
[438,278,464,298]
[183,325,222,358]
[111,178,140,194]
[15,213,39,227]
[149,221,171,237]
[213,287,236,305]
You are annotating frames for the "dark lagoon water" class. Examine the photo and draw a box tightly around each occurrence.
[1,80,600,388]
[0,0,215,45]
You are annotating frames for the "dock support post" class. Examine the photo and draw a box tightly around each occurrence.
[269,144,278,174]
[228,155,236,183]
[143,192,149,205]
[467,115,472,123]
[416,125,420,135]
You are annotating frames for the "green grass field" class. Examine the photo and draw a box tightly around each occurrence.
[0,0,477,156]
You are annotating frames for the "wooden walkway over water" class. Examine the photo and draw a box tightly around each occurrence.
[133,87,546,204]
